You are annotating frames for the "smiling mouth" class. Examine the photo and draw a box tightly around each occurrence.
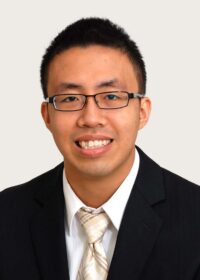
[76,139,112,149]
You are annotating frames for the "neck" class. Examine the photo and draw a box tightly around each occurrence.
[64,151,135,208]
[67,173,125,208]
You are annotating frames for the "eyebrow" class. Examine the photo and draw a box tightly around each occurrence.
[56,79,122,92]
[95,79,121,89]
[56,82,84,91]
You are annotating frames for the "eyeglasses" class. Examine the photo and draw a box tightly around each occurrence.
[45,91,144,112]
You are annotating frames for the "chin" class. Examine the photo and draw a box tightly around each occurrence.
[79,167,112,178]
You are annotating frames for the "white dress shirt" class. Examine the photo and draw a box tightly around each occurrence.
[63,149,140,280]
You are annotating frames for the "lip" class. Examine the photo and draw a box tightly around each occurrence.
[74,134,113,157]
[75,134,112,142]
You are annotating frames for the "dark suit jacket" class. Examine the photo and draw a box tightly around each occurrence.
[1,147,200,280]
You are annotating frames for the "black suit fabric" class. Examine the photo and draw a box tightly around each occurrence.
[0,147,200,280]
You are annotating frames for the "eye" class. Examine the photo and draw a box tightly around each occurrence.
[60,95,79,103]
[104,93,120,100]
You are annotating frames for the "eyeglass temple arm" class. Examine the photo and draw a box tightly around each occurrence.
[128,93,144,99]
[45,97,54,103]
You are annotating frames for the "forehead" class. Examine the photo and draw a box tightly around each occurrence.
[47,45,139,93]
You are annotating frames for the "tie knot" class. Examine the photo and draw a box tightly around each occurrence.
[77,207,110,244]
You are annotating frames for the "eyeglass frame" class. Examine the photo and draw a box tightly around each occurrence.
[45,91,144,112]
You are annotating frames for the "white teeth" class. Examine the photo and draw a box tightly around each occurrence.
[78,139,111,149]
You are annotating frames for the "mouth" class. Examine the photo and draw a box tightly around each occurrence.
[75,139,113,150]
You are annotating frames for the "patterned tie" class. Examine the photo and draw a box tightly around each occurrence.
[77,207,110,280]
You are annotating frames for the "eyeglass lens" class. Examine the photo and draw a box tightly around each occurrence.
[54,91,129,111]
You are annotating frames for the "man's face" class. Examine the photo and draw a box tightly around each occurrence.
[42,45,151,181]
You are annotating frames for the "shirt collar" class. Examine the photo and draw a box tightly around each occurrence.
[63,149,140,234]
[102,149,139,230]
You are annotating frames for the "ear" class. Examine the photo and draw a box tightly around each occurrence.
[139,97,151,129]
[41,102,51,130]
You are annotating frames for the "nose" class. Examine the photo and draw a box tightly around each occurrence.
[77,96,106,128]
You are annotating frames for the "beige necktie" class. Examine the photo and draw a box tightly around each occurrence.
[77,207,110,280]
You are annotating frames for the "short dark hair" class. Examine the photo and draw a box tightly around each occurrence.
[40,17,146,98]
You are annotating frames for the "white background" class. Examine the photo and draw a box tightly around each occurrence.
[0,0,199,190]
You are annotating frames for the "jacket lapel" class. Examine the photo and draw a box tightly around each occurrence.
[30,164,70,280]
[29,147,165,280]
[108,147,165,280]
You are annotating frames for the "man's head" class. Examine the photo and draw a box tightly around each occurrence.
[40,17,146,99]
[41,18,151,195]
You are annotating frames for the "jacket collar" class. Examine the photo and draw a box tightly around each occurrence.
[108,146,165,280]
[30,163,70,280]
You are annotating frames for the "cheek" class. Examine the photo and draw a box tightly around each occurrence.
[117,108,140,135]
[49,117,74,156]
[110,112,140,153]
[49,115,74,140]
[122,121,139,144]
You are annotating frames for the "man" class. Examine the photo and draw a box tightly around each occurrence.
[0,17,200,280]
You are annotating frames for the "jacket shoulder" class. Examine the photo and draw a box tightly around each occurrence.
[161,167,200,192]
[0,162,64,209]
